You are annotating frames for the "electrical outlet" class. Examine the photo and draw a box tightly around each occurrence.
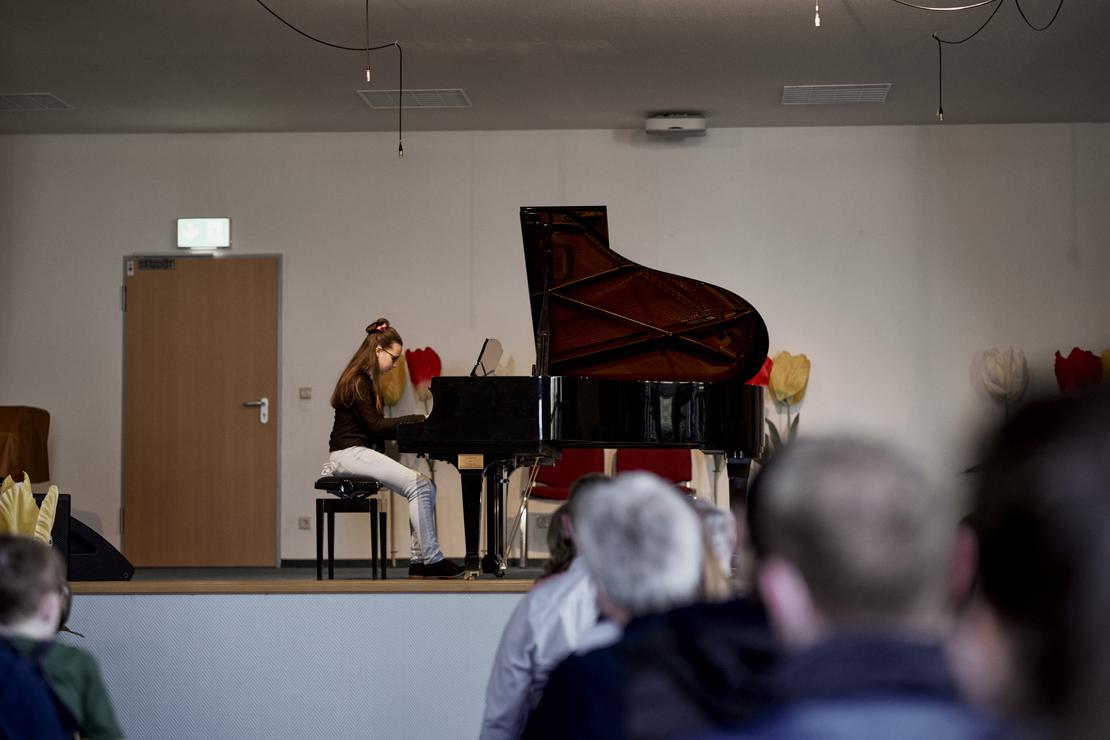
[299,387,312,400]
[534,513,552,531]
[297,516,311,530]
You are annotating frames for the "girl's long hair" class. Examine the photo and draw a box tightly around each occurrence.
[331,318,403,411]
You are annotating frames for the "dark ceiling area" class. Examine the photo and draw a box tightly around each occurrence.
[1,0,1107,135]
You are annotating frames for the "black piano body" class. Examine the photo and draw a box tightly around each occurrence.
[398,206,768,577]
[399,375,763,576]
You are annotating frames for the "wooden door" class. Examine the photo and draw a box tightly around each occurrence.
[123,256,279,566]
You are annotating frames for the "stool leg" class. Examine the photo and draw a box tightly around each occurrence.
[370,498,379,579]
[379,510,388,580]
[316,498,324,581]
[328,507,336,580]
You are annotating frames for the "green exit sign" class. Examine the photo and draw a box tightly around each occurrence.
[177,218,231,249]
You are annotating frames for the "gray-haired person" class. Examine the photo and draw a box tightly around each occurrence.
[479,473,609,740]
[523,472,706,739]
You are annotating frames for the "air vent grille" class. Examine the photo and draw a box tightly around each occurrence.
[0,92,73,111]
[358,88,472,109]
[782,84,891,105]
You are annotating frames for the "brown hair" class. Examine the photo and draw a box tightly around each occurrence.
[538,473,610,581]
[540,503,575,580]
[0,534,66,626]
[330,318,403,412]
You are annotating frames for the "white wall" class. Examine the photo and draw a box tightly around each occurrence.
[2,124,1108,559]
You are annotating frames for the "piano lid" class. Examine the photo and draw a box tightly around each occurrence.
[521,206,769,383]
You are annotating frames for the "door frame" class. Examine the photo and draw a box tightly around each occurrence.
[119,252,284,565]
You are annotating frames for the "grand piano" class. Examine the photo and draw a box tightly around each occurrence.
[398,206,769,577]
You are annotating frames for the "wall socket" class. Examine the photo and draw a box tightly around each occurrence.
[297,516,311,530]
[299,387,312,400]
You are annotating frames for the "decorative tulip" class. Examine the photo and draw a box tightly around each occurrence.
[745,356,773,387]
[1054,347,1103,393]
[405,347,442,404]
[764,351,811,459]
[768,351,810,405]
[981,347,1029,413]
[0,473,59,544]
[379,353,408,407]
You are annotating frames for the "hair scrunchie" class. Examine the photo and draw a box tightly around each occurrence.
[366,320,390,335]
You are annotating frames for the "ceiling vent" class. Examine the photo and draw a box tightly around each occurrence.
[782,84,891,105]
[0,92,73,111]
[358,88,472,109]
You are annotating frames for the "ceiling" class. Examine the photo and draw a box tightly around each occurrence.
[1,0,1107,135]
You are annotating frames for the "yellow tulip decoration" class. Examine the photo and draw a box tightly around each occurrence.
[766,351,811,454]
[0,472,59,544]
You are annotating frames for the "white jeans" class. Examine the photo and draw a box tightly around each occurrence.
[323,446,444,564]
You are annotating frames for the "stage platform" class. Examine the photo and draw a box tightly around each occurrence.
[68,567,529,739]
[71,564,545,594]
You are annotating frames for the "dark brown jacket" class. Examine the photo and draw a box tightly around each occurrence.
[328,375,423,451]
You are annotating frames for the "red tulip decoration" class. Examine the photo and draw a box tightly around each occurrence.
[745,356,773,387]
[1054,347,1103,393]
[405,347,442,404]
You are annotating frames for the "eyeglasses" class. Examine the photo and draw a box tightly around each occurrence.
[379,347,401,362]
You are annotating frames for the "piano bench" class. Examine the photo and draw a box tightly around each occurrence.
[314,477,388,581]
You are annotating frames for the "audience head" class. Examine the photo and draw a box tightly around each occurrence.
[539,472,610,580]
[573,472,703,624]
[541,502,575,579]
[0,534,66,640]
[752,436,957,647]
[965,390,1110,732]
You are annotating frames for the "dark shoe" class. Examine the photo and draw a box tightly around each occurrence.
[408,562,425,579]
[419,559,465,579]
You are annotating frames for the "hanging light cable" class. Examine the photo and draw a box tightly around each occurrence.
[934,35,943,121]
[254,0,405,158]
[370,0,379,81]
[817,0,1067,121]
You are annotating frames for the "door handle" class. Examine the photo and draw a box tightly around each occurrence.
[243,397,269,424]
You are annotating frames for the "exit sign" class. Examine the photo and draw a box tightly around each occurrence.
[177,218,231,249]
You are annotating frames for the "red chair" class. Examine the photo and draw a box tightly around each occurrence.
[531,448,606,500]
[614,448,694,493]
[512,448,605,566]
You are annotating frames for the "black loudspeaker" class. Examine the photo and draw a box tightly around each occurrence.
[35,492,134,581]
[68,517,134,581]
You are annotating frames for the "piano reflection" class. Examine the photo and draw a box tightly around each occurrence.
[399,206,769,577]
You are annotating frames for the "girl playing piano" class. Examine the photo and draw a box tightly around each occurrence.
[323,318,464,579]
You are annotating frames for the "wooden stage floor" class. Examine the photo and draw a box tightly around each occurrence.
[71,564,543,594]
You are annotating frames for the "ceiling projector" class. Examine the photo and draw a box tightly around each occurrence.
[645,113,707,136]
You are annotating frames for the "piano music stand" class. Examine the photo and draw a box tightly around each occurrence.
[469,338,503,377]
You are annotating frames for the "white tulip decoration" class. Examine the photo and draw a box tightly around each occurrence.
[981,347,1029,418]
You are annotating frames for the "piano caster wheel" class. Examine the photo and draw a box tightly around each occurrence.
[464,569,480,580]
[495,566,506,578]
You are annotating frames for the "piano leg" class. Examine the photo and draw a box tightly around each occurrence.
[726,456,754,515]
[458,470,484,578]
[481,463,510,577]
